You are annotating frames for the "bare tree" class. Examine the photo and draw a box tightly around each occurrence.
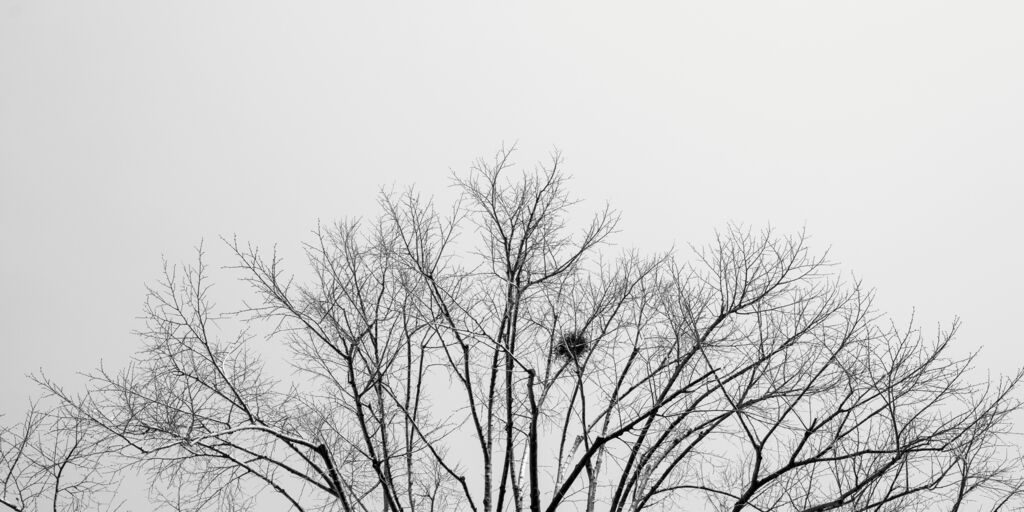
[35,148,1024,511]
[0,400,120,512]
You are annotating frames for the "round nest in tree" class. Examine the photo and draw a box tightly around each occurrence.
[554,330,590,360]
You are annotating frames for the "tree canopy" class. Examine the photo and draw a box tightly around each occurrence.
[5,149,1023,512]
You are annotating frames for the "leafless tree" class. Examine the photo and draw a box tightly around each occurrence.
[0,400,120,512]
[35,148,1024,511]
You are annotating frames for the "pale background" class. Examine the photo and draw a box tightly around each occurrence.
[2,1,1023,508]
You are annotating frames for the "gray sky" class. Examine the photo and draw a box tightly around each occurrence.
[1,0,1022,492]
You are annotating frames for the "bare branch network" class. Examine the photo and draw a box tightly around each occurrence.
[5,148,1023,511]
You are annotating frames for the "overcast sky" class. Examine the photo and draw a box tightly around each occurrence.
[2,0,1022,480]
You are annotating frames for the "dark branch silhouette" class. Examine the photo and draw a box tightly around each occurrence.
[16,147,1022,511]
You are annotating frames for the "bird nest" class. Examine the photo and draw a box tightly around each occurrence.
[553,329,591,361]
